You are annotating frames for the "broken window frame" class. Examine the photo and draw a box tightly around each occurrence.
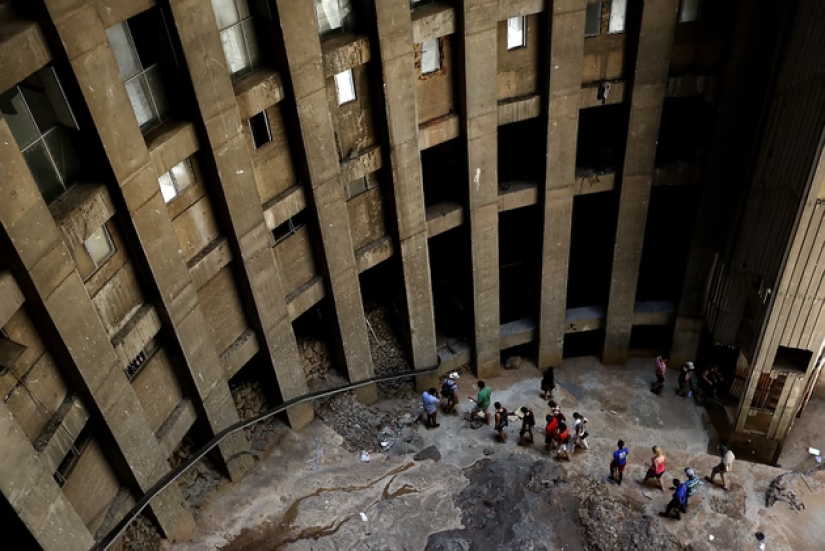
[585,2,602,37]
[211,0,262,81]
[506,16,526,50]
[53,428,92,488]
[158,159,195,203]
[249,110,273,150]
[678,0,702,23]
[421,39,441,74]
[272,211,309,246]
[334,69,357,105]
[608,0,627,34]
[125,337,160,381]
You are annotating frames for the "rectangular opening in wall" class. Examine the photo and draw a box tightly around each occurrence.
[53,428,91,487]
[773,346,813,374]
[678,0,702,23]
[429,226,473,348]
[585,2,602,37]
[567,191,620,309]
[334,69,356,105]
[421,139,466,208]
[657,96,715,166]
[212,0,262,80]
[563,329,605,359]
[498,118,544,183]
[507,16,526,50]
[608,0,627,34]
[346,176,373,200]
[421,39,441,74]
[249,110,272,149]
[292,302,346,389]
[499,207,541,324]
[576,103,630,175]
[315,0,354,37]
[629,325,673,356]
[272,210,308,246]
[158,158,195,203]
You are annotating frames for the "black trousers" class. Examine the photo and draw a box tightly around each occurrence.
[664,498,683,518]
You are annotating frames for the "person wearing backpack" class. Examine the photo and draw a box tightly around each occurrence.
[494,402,509,442]
[440,376,458,413]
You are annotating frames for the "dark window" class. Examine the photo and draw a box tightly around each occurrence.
[249,111,272,149]
[346,176,374,200]
[272,211,308,245]
[585,2,602,37]
[53,428,92,487]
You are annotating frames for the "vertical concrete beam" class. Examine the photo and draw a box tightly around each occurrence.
[0,401,93,551]
[166,0,312,429]
[0,117,194,541]
[373,0,438,375]
[273,0,376,400]
[460,0,500,378]
[537,0,587,369]
[603,0,679,365]
[40,0,252,481]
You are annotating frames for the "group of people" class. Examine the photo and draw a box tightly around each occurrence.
[652,355,726,400]
[608,441,735,520]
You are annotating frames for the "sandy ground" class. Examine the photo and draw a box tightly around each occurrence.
[173,356,825,550]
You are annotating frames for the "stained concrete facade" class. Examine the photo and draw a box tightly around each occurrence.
[2,0,825,546]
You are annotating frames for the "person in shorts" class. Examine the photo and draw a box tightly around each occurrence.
[638,445,667,490]
[569,412,589,452]
[468,380,492,425]
[652,355,669,394]
[541,367,556,400]
[440,376,458,413]
[554,420,571,461]
[706,445,734,491]
[494,402,509,442]
[421,388,440,428]
[518,407,536,445]
[609,440,629,486]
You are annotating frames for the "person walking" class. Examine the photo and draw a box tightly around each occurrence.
[518,406,536,445]
[544,413,559,451]
[422,388,440,428]
[494,402,509,442]
[569,412,589,452]
[440,376,458,413]
[608,440,629,486]
[652,355,669,394]
[554,420,571,461]
[700,364,724,399]
[659,478,687,520]
[467,380,492,425]
[706,445,735,491]
[676,362,694,398]
[682,468,702,512]
[638,446,667,490]
[541,366,556,400]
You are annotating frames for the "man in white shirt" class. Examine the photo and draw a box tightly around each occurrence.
[706,445,734,491]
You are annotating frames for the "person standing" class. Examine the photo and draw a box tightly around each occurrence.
[440,376,458,413]
[569,412,589,452]
[652,355,669,394]
[639,446,667,490]
[494,402,509,442]
[422,388,440,428]
[555,420,571,461]
[659,478,687,520]
[608,440,629,486]
[676,362,694,398]
[682,468,702,512]
[468,381,492,425]
[544,413,559,450]
[706,445,735,491]
[701,364,724,399]
[541,366,556,400]
[518,407,536,445]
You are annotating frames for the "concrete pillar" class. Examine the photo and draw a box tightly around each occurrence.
[373,0,438,378]
[166,0,313,429]
[460,0,500,378]
[0,117,194,541]
[0,401,93,551]
[40,0,252,481]
[273,0,376,401]
[603,0,680,365]
[537,0,587,369]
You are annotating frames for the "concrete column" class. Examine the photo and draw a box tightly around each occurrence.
[0,117,194,541]
[166,0,313,429]
[41,0,252,481]
[460,0,500,378]
[273,0,376,401]
[603,0,680,364]
[0,401,93,551]
[373,0,438,377]
[537,0,587,369]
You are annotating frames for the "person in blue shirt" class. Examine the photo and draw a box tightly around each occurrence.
[422,388,441,428]
[608,440,629,486]
[659,478,687,520]
[681,468,703,513]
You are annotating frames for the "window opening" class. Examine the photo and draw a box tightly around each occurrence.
[125,337,160,381]
[421,39,441,74]
[314,0,354,37]
[678,0,702,23]
[249,110,272,149]
[272,211,308,245]
[84,225,116,269]
[335,69,356,105]
[53,428,92,487]
[608,0,627,34]
[158,159,195,203]
[0,66,82,204]
[346,176,374,200]
[211,0,261,80]
[507,16,526,50]
[585,2,602,37]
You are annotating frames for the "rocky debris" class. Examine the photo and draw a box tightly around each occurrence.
[169,436,226,510]
[766,469,821,510]
[366,306,415,398]
[414,445,442,462]
[505,356,522,370]
[297,336,335,387]
[115,515,166,551]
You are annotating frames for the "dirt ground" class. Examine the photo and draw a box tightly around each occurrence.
[171,357,825,550]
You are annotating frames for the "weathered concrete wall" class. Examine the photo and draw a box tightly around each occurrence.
[497,14,541,101]
[246,105,298,205]
[61,438,121,533]
[274,228,319,296]
[196,268,249,357]
[347,185,388,250]
[415,36,457,124]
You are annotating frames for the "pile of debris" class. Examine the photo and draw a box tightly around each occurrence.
[169,437,226,510]
[766,470,820,511]
[297,336,335,386]
[115,515,165,551]
[366,306,414,398]
[230,380,268,422]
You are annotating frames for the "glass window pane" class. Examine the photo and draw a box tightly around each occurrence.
[39,67,78,130]
[334,69,356,105]
[106,23,141,80]
[609,0,627,34]
[678,0,702,23]
[20,86,59,134]
[242,19,261,71]
[158,172,177,202]
[315,0,350,35]
[145,65,170,123]
[421,39,440,74]
[22,141,64,203]
[507,16,526,50]
[84,226,115,267]
[0,88,39,149]
[125,76,156,130]
[220,25,250,76]
[211,0,240,30]
[170,160,194,192]
[585,2,602,37]
[249,111,272,149]
[43,127,82,186]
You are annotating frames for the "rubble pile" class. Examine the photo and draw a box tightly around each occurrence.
[297,336,335,387]
[230,380,268,422]
[366,306,414,398]
[116,516,165,551]
[169,437,225,510]
[766,470,820,510]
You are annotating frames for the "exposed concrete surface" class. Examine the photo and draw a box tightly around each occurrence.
[174,357,823,550]
[777,389,825,472]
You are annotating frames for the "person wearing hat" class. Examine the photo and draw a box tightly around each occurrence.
[681,468,703,512]
[676,361,695,398]
[706,445,735,491]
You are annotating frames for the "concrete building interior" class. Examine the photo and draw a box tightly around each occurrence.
[2,0,825,548]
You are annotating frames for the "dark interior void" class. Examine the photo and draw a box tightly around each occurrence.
[500,341,538,362]
[292,300,346,379]
[359,256,404,311]
[576,104,630,172]
[499,206,542,323]
[429,226,473,342]
[563,329,605,358]
[656,95,716,166]
[421,139,467,207]
[567,191,620,309]
[629,325,673,354]
[635,186,701,303]
[498,118,545,183]
[0,494,39,551]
